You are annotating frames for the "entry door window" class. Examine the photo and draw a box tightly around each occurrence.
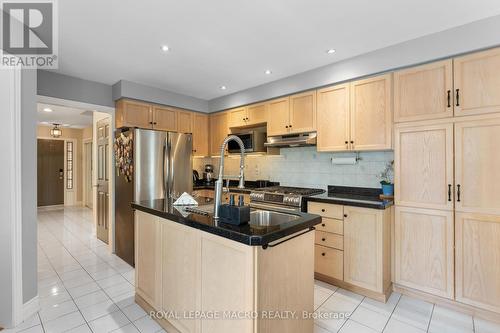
[66,141,73,189]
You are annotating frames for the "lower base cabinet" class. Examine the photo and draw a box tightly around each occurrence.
[135,211,314,333]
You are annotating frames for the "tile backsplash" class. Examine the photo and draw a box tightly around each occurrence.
[194,147,394,190]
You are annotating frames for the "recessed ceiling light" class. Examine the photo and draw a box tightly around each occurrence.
[161,45,170,52]
[265,69,272,75]
[220,85,227,90]
[43,107,53,112]
[326,49,336,54]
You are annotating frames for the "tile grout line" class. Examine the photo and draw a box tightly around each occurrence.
[380,292,402,332]
[426,304,435,333]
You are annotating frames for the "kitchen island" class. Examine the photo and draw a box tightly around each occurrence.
[131,197,321,333]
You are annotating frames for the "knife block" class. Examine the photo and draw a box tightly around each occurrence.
[218,204,250,225]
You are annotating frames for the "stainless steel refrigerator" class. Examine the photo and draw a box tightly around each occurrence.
[115,128,193,266]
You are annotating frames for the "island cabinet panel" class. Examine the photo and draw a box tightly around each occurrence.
[455,212,500,313]
[289,90,316,134]
[267,97,290,136]
[192,113,209,157]
[394,122,454,211]
[454,117,500,215]
[343,206,391,294]
[394,206,454,299]
[134,211,162,309]
[200,233,255,333]
[350,74,393,151]
[317,84,351,152]
[116,99,152,129]
[153,106,178,132]
[394,60,453,122]
[161,222,201,333]
[454,48,500,117]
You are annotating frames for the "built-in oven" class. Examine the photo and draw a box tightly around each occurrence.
[227,130,267,153]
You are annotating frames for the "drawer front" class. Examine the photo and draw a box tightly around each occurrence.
[315,231,344,250]
[308,202,344,219]
[316,217,343,235]
[315,245,343,280]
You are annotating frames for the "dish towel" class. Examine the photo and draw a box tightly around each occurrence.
[173,192,198,206]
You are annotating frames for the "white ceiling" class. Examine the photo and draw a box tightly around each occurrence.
[37,103,93,128]
[54,0,500,100]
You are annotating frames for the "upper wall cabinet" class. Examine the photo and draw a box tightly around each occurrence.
[454,48,500,117]
[152,106,178,132]
[192,113,209,157]
[177,110,193,133]
[267,91,316,136]
[267,97,291,136]
[228,107,248,128]
[317,84,350,152]
[228,103,268,128]
[350,74,393,151]
[394,60,453,122]
[116,99,152,129]
[210,112,229,156]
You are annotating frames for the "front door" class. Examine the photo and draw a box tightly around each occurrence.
[97,119,110,243]
[37,139,64,206]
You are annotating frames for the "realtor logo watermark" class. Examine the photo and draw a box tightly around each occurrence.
[1,0,58,68]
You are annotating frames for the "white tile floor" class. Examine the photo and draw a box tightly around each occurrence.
[5,206,500,333]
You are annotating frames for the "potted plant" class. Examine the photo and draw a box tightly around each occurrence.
[378,161,394,196]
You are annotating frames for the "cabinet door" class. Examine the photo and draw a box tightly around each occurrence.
[177,110,193,133]
[210,112,229,155]
[317,84,350,151]
[153,106,178,131]
[161,221,201,333]
[350,74,393,150]
[455,212,500,313]
[267,97,290,136]
[246,102,268,126]
[201,233,254,333]
[134,211,161,308]
[394,60,453,122]
[227,107,248,128]
[394,207,454,299]
[192,113,209,156]
[454,48,500,116]
[394,122,454,210]
[343,206,385,292]
[116,100,152,129]
[455,117,500,215]
[289,91,316,134]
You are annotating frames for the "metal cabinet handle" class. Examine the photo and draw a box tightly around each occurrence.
[321,208,325,212]
[285,125,289,129]
[447,90,451,108]
[321,223,326,227]
[322,238,326,242]
[456,89,460,107]
[457,184,461,202]
[321,253,326,256]
[344,214,348,218]
[448,184,452,201]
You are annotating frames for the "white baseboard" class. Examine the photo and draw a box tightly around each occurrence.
[23,296,39,321]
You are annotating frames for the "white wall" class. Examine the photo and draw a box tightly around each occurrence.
[194,148,393,190]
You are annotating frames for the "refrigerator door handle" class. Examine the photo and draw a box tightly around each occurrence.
[163,138,169,200]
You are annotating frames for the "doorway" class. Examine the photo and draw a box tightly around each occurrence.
[37,139,65,206]
[84,141,93,208]
[96,118,110,244]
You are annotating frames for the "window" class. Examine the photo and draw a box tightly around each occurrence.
[66,141,73,189]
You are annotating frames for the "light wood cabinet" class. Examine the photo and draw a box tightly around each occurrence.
[134,211,162,308]
[177,110,193,133]
[227,107,248,128]
[161,221,201,333]
[454,117,500,215]
[350,74,393,151]
[454,48,500,117]
[192,113,209,156]
[394,122,454,211]
[394,60,453,122]
[315,245,343,280]
[289,91,316,134]
[317,84,350,151]
[267,97,290,136]
[152,106,178,132]
[210,112,229,156]
[455,212,500,313]
[343,206,391,294]
[394,206,454,299]
[308,202,344,219]
[246,102,268,126]
[116,99,152,129]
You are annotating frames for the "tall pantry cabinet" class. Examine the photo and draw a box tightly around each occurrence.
[393,47,500,314]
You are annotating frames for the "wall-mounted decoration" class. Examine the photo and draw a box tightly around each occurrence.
[114,132,133,182]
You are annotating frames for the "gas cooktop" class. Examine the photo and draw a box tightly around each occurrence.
[252,186,325,196]
[250,186,325,208]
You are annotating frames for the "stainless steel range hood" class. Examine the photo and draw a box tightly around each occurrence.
[264,132,317,148]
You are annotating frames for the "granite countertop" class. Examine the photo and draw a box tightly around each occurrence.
[193,180,279,194]
[131,197,321,247]
[304,186,394,210]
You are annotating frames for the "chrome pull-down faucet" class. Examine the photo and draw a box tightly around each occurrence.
[213,135,245,219]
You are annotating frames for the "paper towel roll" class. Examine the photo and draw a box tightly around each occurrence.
[331,157,357,165]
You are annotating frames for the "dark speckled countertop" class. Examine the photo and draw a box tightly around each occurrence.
[304,185,394,210]
[131,196,321,247]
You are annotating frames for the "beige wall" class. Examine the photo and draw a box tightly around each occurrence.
[37,125,92,204]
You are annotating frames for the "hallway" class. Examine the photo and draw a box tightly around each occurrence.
[13,207,165,333]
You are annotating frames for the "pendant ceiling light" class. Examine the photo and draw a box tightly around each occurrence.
[50,123,62,138]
